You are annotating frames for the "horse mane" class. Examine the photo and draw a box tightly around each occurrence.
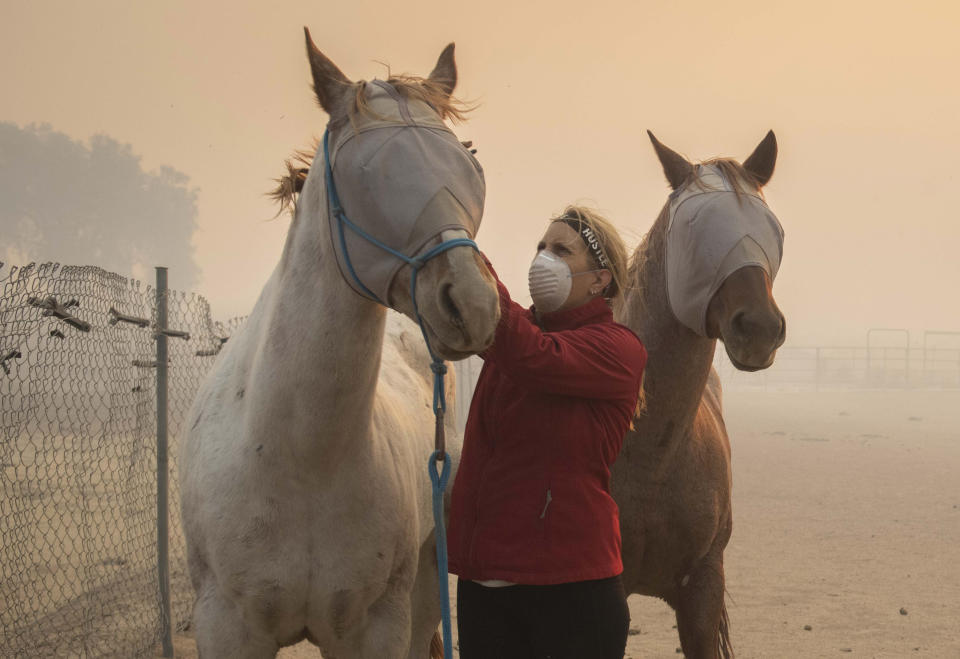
[693,158,764,200]
[626,204,668,304]
[268,145,316,217]
[357,75,474,124]
[269,76,473,216]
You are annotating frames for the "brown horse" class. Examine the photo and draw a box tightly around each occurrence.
[612,131,785,658]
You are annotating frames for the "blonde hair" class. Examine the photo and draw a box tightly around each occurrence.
[550,205,630,300]
[551,205,645,418]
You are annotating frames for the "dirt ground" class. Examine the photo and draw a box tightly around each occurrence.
[170,389,960,658]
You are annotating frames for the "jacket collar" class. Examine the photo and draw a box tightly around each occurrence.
[528,296,613,332]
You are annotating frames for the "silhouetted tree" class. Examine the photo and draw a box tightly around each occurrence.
[0,122,199,288]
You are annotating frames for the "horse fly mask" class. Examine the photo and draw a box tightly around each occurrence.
[323,79,485,306]
[665,164,785,337]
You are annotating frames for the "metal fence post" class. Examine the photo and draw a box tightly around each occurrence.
[156,267,174,657]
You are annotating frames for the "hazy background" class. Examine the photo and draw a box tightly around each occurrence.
[2,0,958,347]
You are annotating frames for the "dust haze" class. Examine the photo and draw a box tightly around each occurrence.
[2,1,958,349]
[2,3,959,656]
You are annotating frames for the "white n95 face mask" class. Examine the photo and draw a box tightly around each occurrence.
[528,250,572,313]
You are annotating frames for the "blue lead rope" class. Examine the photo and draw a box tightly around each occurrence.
[324,129,467,659]
[428,449,453,656]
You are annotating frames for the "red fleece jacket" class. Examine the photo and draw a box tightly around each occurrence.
[447,268,647,585]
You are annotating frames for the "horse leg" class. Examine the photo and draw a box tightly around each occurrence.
[674,551,731,659]
[353,593,413,659]
[193,582,280,659]
[341,554,417,659]
[406,531,443,659]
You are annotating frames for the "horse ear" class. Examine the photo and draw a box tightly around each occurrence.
[428,43,457,97]
[647,131,693,190]
[743,130,777,187]
[303,27,352,115]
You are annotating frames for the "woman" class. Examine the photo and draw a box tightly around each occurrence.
[448,206,647,659]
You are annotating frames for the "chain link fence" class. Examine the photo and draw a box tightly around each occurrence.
[0,262,244,658]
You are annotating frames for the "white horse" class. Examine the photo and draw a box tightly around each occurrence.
[179,29,500,659]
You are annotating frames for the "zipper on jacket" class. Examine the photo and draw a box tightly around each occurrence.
[539,488,553,519]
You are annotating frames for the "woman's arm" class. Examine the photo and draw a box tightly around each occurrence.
[481,260,646,400]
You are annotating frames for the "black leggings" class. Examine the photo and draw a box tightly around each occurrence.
[456,575,630,659]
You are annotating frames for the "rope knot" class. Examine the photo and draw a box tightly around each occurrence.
[430,361,448,376]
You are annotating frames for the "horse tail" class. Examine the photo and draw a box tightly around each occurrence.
[429,630,444,659]
[718,599,734,659]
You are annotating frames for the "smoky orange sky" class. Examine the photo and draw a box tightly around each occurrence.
[3,1,959,348]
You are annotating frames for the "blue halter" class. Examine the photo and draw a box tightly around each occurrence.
[323,127,470,658]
